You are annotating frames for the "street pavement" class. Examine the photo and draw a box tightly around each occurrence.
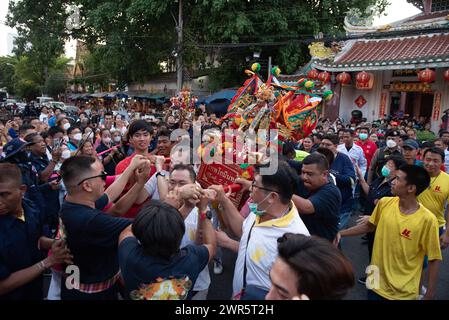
[207,215,449,300]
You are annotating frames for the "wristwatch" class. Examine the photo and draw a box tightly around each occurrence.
[156,171,166,178]
[200,210,212,221]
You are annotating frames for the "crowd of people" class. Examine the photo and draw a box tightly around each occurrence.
[0,101,448,301]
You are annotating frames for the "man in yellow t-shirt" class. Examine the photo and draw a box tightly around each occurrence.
[337,165,442,300]
[417,147,449,248]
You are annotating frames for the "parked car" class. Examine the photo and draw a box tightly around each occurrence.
[62,104,79,114]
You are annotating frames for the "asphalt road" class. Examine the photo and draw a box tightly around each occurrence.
[207,215,449,300]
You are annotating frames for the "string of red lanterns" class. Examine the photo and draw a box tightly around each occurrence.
[310,70,375,87]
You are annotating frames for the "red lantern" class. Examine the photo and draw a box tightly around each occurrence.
[443,69,449,82]
[318,71,331,84]
[418,68,436,83]
[307,69,319,80]
[336,72,351,85]
[356,71,371,86]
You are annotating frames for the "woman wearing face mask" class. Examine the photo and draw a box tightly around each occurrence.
[66,127,83,151]
[57,118,71,134]
[367,131,402,184]
[354,155,407,285]
[96,128,124,175]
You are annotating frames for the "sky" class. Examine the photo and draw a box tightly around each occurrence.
[0,0,422,58]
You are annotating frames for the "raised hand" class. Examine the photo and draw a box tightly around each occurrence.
[178,184,202,201]
[209,185,232,202]
[165,188,182,209]
[129,155,150,171]
[135,163,152,185]
[48,240,73,266]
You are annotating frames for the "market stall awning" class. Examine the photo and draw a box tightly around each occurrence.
[134,93,169,100]
[205,89,237,104]
[90,92,109,98]
[313,33,449,72]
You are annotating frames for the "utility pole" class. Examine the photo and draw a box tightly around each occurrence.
[176,0,183,93]
[268,56,272,80]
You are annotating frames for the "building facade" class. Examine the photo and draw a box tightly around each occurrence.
[309,0,449,132]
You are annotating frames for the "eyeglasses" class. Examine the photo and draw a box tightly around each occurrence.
[251,181,278,194]
[77,171,108,186]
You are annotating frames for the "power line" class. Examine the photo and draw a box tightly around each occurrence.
[195,26,449,49]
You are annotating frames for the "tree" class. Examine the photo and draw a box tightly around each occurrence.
[6,0,69,90]
[185,0,389,88]
[6,0,389,92]
[44,57,72,98]
[0,56,17,94]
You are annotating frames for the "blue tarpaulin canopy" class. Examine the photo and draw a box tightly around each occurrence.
[204,89,237,115]
[205,89,237,104]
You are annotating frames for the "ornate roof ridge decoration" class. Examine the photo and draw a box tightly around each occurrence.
[311,33,449,72]
[345,8,449,36]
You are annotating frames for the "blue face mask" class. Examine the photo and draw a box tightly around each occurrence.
[381,166,391,178]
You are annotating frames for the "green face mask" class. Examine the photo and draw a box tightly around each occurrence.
[248,194,272,217]
[381,166,391,178]
[359,133,368,141]
[248,202,265,216]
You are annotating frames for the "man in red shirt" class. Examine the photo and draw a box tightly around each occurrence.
[356,127,378,173]
[115,120,157,218]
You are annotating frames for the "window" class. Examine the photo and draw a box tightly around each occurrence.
[432,0,449,11]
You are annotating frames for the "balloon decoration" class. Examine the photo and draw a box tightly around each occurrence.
[304,80,315,90]
[271,66,281,77]
[418,68,436,84]
[251,63,261,73]
[318,71,331,84]
[307,69,319,80]
[356,71,371,86]
[444,69,449,82]
[336,72,351,85]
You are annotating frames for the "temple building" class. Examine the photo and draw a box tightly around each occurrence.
[305,0,449,131]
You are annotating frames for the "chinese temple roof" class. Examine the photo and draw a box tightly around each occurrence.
[312,33,449,72]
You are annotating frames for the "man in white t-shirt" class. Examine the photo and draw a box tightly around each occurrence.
[144,148,191,200]
[210,161,310,300]
[337,129,367,176]
[165,164,215,300]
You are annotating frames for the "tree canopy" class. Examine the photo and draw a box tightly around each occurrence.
[6,0,389,95]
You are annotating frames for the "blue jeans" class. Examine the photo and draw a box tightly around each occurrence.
[338,211,352,231]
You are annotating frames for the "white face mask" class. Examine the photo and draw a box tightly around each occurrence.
[114,136,121,143]
[61,149,71,159]
[386,139,397,149]
[63,123,71,130]
[73,133,83,141]
[103,137,112,144]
